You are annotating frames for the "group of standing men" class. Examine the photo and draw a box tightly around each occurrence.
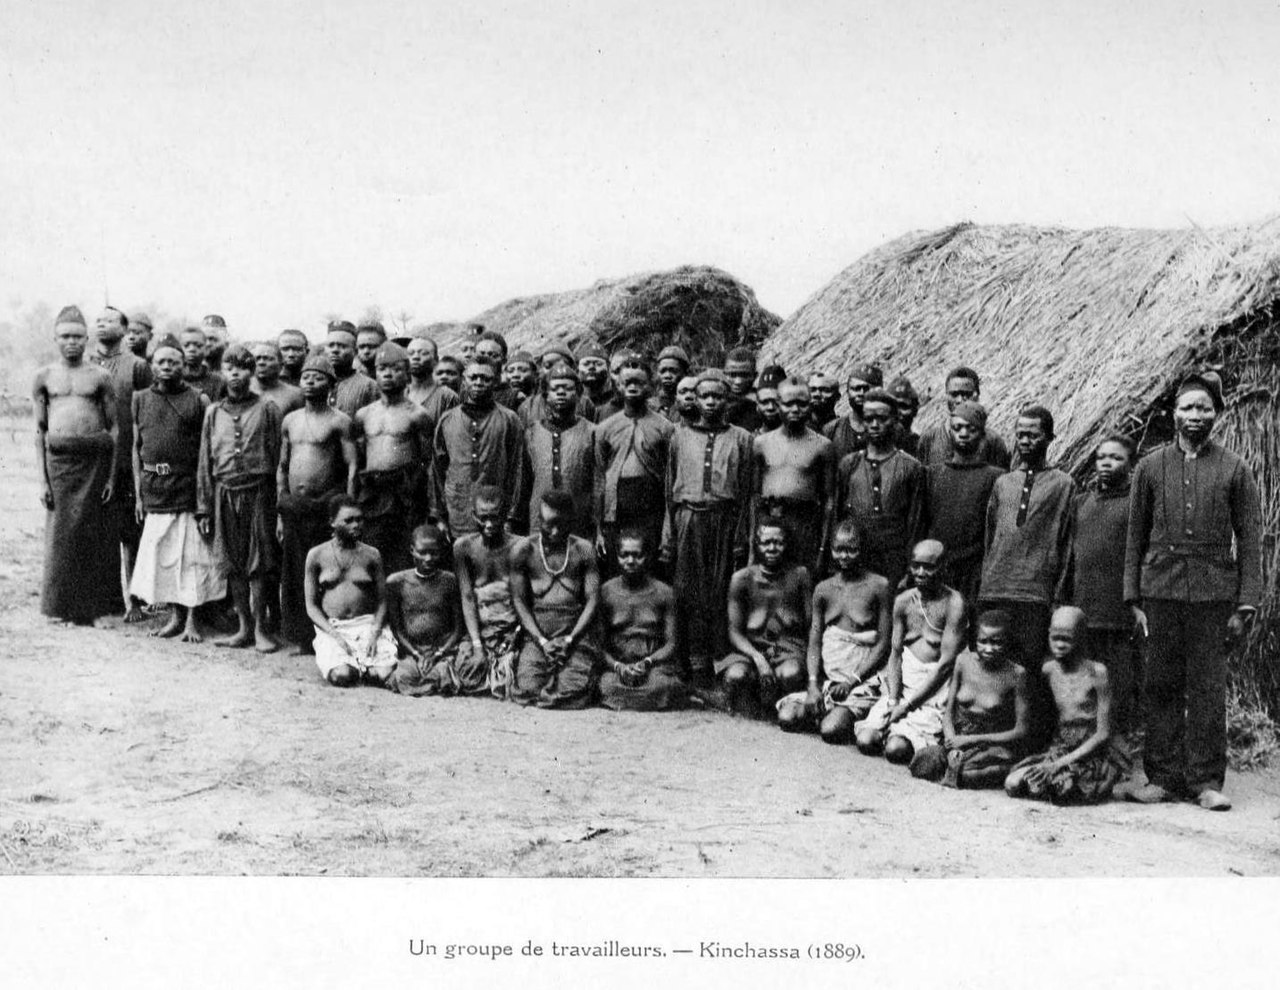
[34,303,1263,810]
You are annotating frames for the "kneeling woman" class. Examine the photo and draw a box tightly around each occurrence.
[597,529,687,711]
[304,494,398,687]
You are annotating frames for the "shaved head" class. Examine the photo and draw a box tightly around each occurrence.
[1050,605,1088,635]
[911,539,945,566]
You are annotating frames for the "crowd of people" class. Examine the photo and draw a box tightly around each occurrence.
[33,304,1263,811]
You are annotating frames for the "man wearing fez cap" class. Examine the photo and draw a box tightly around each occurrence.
[1125,370,1261,811]
[277,351,357,654]
[352,341,432,574]
[126,311,154,358]
[324,320,380,420]
[91,306,154,621]
[201,314,229,372]
[33,305,122,623]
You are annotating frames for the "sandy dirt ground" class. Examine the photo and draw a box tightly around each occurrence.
[1,425,1279,877]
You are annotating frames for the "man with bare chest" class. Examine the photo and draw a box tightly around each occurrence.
[446,486,523,697]
[855,540,966,768]
[510,490,601,709]
[33,305,121,623]
[753,377,835,575]
[251,341,304,415]
[718,520,813,717]
[354,342,433,575]
[277,354,357,654]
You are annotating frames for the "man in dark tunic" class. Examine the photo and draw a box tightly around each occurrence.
[823,363,882,464]
[130,336,221,642]
[33,305,121,624]
[594,361,673,576]
[432,359,526,537]
[197,345,283,653]
[475,331,521,410]
[1067,436,1140,764]
[181,326,226,403]
[652,345,690,421]
[91,306,154,621]
[1125,373,1262,811]
[577,340,615,418]
[662,370,754,685]
[979,404,1075,748]
[835,387,925,592]
[325,320,380,419]
[526,363,597,540]
[922,401,1004,632]
[915,366,1012,469]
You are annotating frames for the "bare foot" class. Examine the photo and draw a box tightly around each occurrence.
[123,605,146,624]
[254,631,280,654]
[180,617,204,644]
[151,613,185,638]
[215,628,253,649]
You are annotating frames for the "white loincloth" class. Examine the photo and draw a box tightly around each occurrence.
[777,625,881,715]
[855,643,948,750]
[130,511,226,607]
[314,614,399,681]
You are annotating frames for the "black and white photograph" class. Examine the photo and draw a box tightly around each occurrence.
[2,0,1278,985]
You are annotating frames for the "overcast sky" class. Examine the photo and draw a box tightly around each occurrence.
[3,0,1278,334]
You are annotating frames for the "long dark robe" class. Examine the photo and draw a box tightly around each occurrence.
[40,432,120,622]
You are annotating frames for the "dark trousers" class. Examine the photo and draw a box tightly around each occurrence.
[1086,627,1141,739]
[979,598,1053,748]
[1142,598,1233,795]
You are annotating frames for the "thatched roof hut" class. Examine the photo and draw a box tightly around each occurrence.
[431,265,780,368]
[765,219,1280,703]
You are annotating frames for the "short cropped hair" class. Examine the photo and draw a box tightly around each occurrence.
[327,493,360,521]
[278,328,309,346]
[724,346,757,367]
[1096,433,1135,457]
[976,608,1013,633]
[540,488,576,518]
[410,522,447,548]
[946,366,981,390]
[616,525,650,553]
[1018,404,1056,439]
[472,484,505,511]
[831,517,864,548]
[477,329,509,360]
[863,387,898,414]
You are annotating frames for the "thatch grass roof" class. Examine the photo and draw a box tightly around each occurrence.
[431,265,780,368]
[765,219,1280,701]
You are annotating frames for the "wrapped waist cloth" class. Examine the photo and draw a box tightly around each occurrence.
[313,614,398,680]
[856,643,948,750]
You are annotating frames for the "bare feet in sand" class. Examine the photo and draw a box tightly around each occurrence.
[151,611,185,638]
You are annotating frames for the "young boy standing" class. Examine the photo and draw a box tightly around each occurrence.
[197,344,283,653]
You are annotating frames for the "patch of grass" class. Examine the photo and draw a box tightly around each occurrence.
[1227,683,1279,772]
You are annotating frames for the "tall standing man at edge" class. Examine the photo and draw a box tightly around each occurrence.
[92,306,153,621]
[1125,372,1262,812]
[34,305,121,624]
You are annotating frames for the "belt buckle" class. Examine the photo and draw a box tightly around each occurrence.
[153,462,172,476]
